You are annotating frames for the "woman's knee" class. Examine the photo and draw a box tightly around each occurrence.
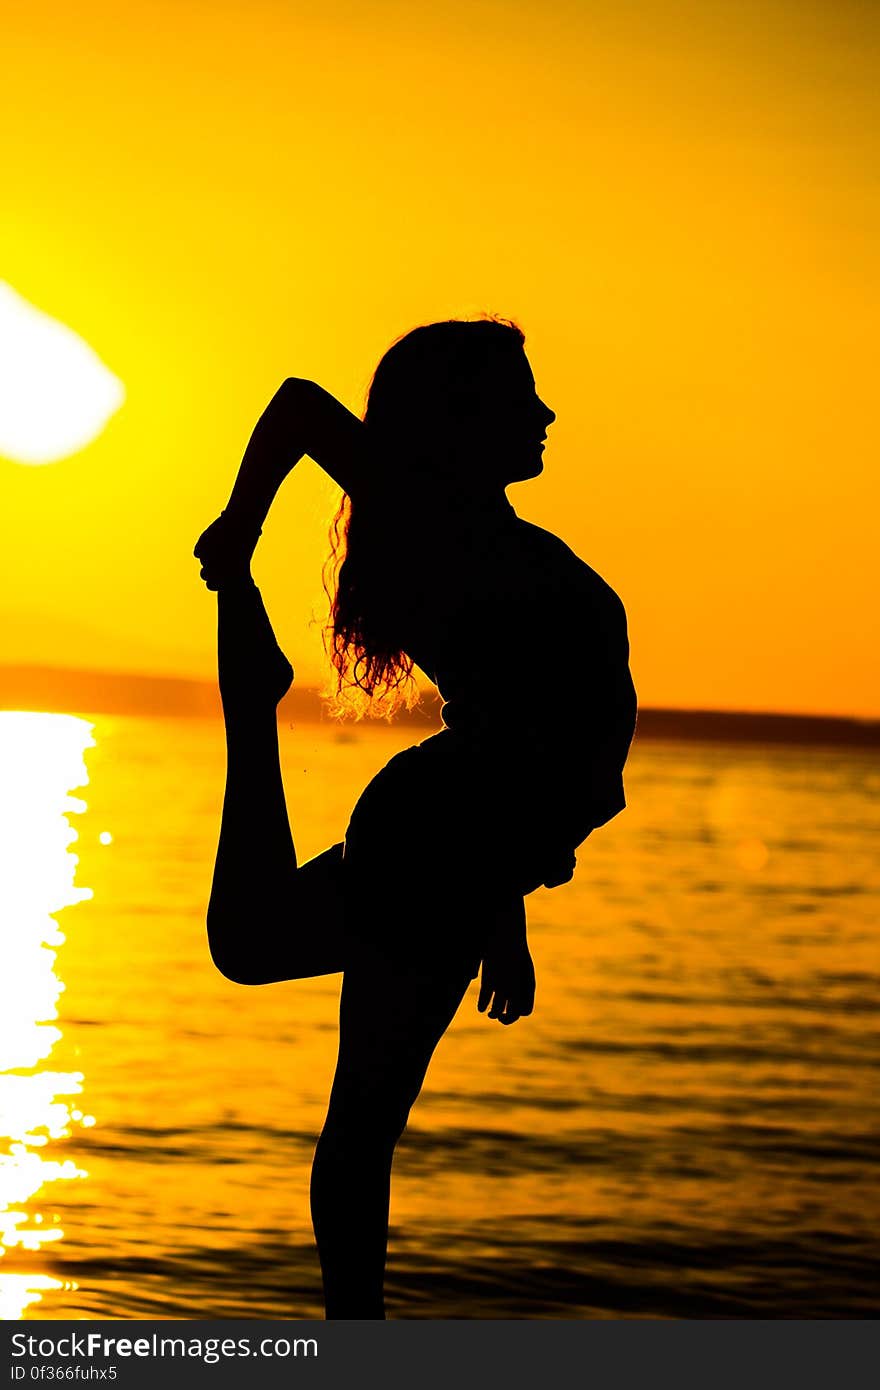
[206,842,347,984]
[208,930,271,986]
[206,903,280,983]
[322,1075,418,1151]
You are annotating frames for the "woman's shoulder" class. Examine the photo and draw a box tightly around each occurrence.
[511,516,627,615]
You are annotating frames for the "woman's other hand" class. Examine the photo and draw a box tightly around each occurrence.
[477,915,536,1025]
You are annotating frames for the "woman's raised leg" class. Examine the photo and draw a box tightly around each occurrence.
[207,578,346,984]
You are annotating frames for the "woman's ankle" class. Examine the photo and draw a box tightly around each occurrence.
[217,572,259,604]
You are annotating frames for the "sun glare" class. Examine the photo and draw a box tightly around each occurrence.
[0,282,125,465]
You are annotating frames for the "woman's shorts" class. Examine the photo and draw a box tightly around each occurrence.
[340,731,591,974]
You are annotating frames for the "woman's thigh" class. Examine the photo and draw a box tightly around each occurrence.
[341,740,511,972]
[248,843,348,983]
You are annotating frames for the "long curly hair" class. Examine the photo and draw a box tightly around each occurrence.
[323,315,526,718]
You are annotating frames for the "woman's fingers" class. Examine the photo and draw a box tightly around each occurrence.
[480,979,533,1024]
[194,518,256,591]
[478,947,535,1025]
[479,974,512,1019]
[488,990,506,1021]
[487,986,520,1023]
[194,512,261,570]
[492,991,519,1025]
[478,977,507,1021]
[477,973,494,1013]
[194,515,226,560]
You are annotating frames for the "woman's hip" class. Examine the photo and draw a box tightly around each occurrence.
[342,732,589,897]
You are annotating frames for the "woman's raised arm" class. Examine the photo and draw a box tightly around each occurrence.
[295,378,369,495]
[194,378,367,587]
[231,377,367,513]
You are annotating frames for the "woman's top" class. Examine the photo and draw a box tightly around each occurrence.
[401,493,638,882]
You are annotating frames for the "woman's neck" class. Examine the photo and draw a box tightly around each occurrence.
[433,484,515,526]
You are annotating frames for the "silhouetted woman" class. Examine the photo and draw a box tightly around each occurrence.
[193,317,637,1319]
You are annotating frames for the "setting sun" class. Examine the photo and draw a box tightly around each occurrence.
[0,282,124,466]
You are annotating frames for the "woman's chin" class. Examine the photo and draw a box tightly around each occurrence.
[507,458,544,484]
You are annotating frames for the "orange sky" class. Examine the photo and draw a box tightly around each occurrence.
[1,0,877,716]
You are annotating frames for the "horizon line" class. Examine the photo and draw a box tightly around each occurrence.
[0,662,877,745]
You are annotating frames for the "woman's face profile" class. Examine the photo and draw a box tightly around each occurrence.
[462,347,556,486]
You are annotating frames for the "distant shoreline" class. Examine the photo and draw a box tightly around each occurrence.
[0,663,877,748]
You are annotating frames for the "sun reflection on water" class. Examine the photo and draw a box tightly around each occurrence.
[0,712,96,1318]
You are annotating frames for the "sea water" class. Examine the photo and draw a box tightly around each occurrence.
[0,712,877,1319]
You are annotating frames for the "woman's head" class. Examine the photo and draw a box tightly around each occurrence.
[324,316,555,716]
[363,317,554,491]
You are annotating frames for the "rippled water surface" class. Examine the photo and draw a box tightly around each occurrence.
[1,711,877,1319]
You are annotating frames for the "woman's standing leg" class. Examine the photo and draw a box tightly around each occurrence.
[310,940,474,1318]
[207,577,346,984]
